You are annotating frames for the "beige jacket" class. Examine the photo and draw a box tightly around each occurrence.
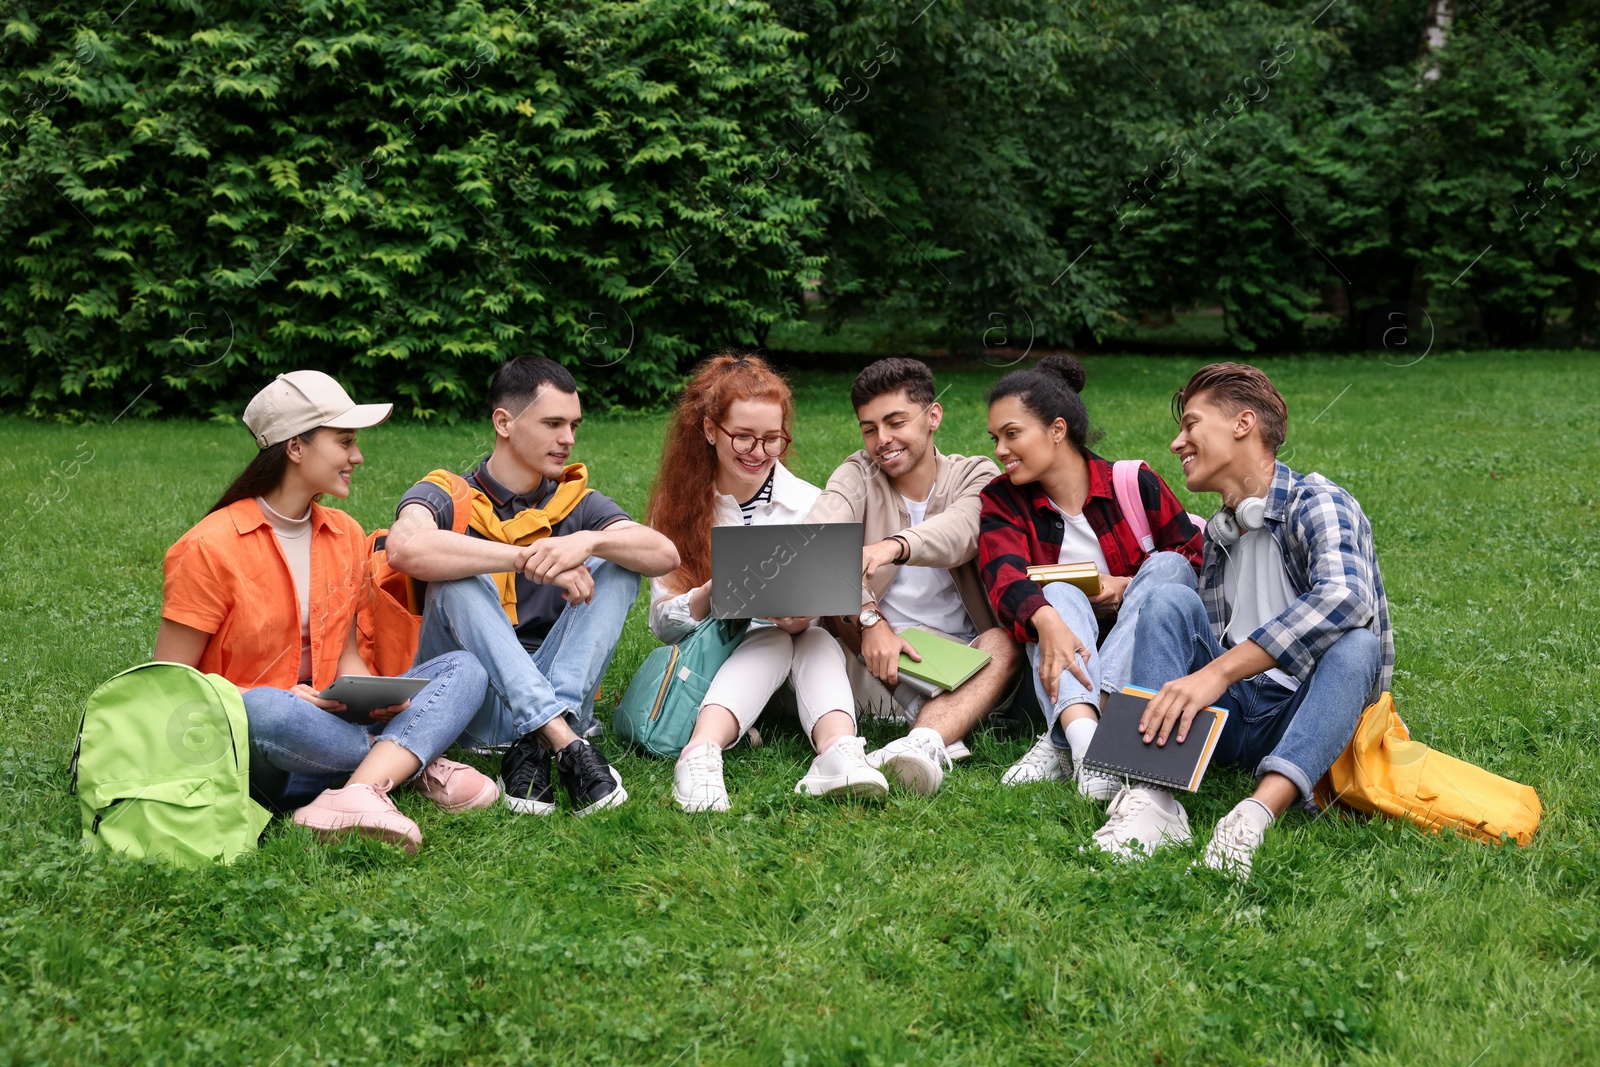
[805,449,1000,632]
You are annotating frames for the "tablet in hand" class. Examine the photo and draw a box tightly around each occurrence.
[317,676,428,725]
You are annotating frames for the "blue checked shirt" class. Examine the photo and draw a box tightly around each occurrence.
[1200,462,1394,704]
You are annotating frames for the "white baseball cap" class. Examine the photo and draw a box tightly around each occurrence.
[242,371,393,449]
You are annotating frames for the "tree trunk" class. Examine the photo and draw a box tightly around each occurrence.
[1419,0,1455,81]
[1571,268,1599,342]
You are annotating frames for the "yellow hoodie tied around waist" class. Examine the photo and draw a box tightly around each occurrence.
[422,464,592,625]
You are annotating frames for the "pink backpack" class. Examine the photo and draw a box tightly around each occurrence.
[1111,459,1208,554]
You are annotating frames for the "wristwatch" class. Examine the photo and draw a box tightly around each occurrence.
[859,607,884,629]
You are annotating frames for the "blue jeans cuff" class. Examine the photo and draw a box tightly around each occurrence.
[1256,754,1314,802]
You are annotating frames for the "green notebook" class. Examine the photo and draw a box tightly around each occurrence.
[896,628,993,692]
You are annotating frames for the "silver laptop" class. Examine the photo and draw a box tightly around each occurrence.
[711,522,865,619]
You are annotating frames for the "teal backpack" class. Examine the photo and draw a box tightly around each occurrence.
[613,619,749,759]
[69,662,271,866]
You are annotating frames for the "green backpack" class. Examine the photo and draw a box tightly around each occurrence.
[613,619,749,759]
[69,662,271,866]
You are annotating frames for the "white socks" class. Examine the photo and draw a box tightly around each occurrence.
[1063,717,1098,765]
[1233,797,1276,834]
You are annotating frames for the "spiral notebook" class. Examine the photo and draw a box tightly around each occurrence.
[1079,686,1230,792]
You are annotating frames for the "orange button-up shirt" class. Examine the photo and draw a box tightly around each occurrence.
[161,499,369,691]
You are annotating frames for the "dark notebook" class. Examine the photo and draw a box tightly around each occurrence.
[1079,686,1230,792]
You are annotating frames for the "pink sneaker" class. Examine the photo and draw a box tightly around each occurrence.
[414,757,499,813]
[293,779,421,853]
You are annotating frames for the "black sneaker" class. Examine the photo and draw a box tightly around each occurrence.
[499,735,556,816]
[555,739,628,817]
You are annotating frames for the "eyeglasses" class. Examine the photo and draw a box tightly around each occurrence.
[711,421,791,458]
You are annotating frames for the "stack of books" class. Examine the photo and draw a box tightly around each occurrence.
[1025,561,1101,595]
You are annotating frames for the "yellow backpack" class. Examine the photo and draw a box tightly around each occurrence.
[1313,693,1541,846]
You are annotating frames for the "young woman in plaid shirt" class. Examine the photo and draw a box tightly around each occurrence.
[978,356,1203,798]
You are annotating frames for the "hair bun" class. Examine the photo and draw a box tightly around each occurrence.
[1037,354,1087,393]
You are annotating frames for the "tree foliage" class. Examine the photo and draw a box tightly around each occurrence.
[1,0,1594,420]
[1,0,823,418]
[781,0,1598,352]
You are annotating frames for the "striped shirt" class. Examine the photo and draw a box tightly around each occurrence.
[738,470,775,525]
[1198,461,1394,704]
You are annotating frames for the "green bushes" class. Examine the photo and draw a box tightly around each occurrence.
[0,0,823,418]
[2,1,1595,420]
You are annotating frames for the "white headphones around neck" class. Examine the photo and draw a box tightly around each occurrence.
[1208,495,1268,546]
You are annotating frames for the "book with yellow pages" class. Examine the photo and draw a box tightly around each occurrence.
[1025,561,1102,595]
[895,628,992,693]
[1079,685,1230,792]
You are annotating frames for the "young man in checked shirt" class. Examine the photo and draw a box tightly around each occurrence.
[1092,363,1392,879]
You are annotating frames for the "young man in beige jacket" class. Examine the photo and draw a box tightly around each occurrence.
[807,358,1022,794]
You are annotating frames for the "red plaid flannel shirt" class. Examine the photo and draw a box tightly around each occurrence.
[978,453,1203,643]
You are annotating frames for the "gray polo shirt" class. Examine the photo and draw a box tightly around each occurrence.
[398,459,629,653]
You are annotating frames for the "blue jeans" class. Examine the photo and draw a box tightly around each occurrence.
[1129,583,1382,799]
[244,651,488,812]
[1028,551,1198,731]
[413,559,640,748]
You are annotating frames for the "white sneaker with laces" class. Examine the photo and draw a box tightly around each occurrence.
[673,744,730,813]
[1001,732,1068,785]
[1075,762,1124,802]
[1089,785,1191,859]
[1201,804,1269,879]
[867,729,952,796]
[794,735,889,799]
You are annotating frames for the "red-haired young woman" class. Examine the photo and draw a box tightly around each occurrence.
[645,353,888,812]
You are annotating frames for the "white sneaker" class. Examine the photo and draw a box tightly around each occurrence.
[1076,762,1124,802]
[673,743,730,813]
[794,735,889,799]
[1200,804,1269,880]
[1089,786,1191,859]
[1001,732,1068,785]
[867,729,952,796]
[945,739,972,762]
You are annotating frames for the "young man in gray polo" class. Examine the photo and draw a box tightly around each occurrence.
[807,358,1022,794]
[385,357,680,817]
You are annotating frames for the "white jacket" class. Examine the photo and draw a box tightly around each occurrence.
[648,461,822,644]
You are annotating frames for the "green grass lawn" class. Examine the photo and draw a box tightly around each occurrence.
[2,350,1597,1065]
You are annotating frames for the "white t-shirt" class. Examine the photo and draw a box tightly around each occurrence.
[878,491,976,641]
[1221,527,1301,691]
[1046,499,1110,574]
